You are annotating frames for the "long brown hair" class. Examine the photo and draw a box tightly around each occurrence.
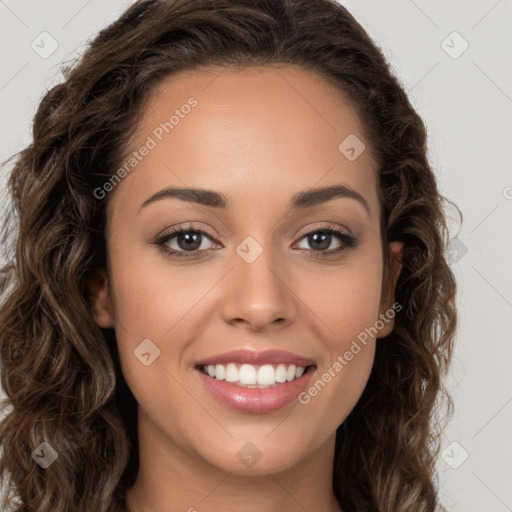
[0,1,459,510]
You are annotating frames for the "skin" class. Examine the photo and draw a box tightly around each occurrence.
[89,64,403,512]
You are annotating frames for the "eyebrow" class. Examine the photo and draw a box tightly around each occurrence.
[139,183,370,215]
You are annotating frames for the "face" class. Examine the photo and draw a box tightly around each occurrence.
[90,64,402,476]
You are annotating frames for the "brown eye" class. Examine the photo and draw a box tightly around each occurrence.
[295,227,358,255]
[154,225,220,258]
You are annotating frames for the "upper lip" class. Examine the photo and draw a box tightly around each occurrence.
[195,349,316,367]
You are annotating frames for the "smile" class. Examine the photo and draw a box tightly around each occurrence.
[194,349,316,413]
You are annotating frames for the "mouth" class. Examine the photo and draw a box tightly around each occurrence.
[194,349,317,413]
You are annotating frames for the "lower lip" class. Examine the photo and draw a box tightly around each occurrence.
[195,367,315,413]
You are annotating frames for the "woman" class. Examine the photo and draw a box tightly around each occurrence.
[0,0,458,511]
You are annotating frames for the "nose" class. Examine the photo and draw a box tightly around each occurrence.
[221,241,297,332]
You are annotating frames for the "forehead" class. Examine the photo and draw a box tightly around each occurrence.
[137,64,370,155]
[113,64,379,218]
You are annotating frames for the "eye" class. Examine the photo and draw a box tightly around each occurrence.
[153,224,358,259]
[294,226,358,257]
[153,224,219,258]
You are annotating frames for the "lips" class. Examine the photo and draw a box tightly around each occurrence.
[194,349,316,413]
[196,349,315,367]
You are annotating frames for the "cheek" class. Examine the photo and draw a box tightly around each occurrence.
[297,252,383,419]
[304,255,384,347]
[106,247,216,395]
[107,257,201,430]
[108,252,210,339]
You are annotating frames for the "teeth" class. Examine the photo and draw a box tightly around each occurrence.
[201,363,308,387]
[239,364,257,385]
[225,363,238,382]
[275,364,287,383]
[215,364,225,380]
[257,365,275,386]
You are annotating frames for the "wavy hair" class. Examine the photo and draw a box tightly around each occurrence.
[0,0,459,510]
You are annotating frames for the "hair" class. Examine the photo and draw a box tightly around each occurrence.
[0,0,460,511]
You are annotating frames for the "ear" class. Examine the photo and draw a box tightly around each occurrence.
[376,240,404,338]
[86,269,114,328]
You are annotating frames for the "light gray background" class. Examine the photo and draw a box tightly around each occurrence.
[1,1,511,511]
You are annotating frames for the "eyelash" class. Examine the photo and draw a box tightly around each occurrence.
[153,223,358,259]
